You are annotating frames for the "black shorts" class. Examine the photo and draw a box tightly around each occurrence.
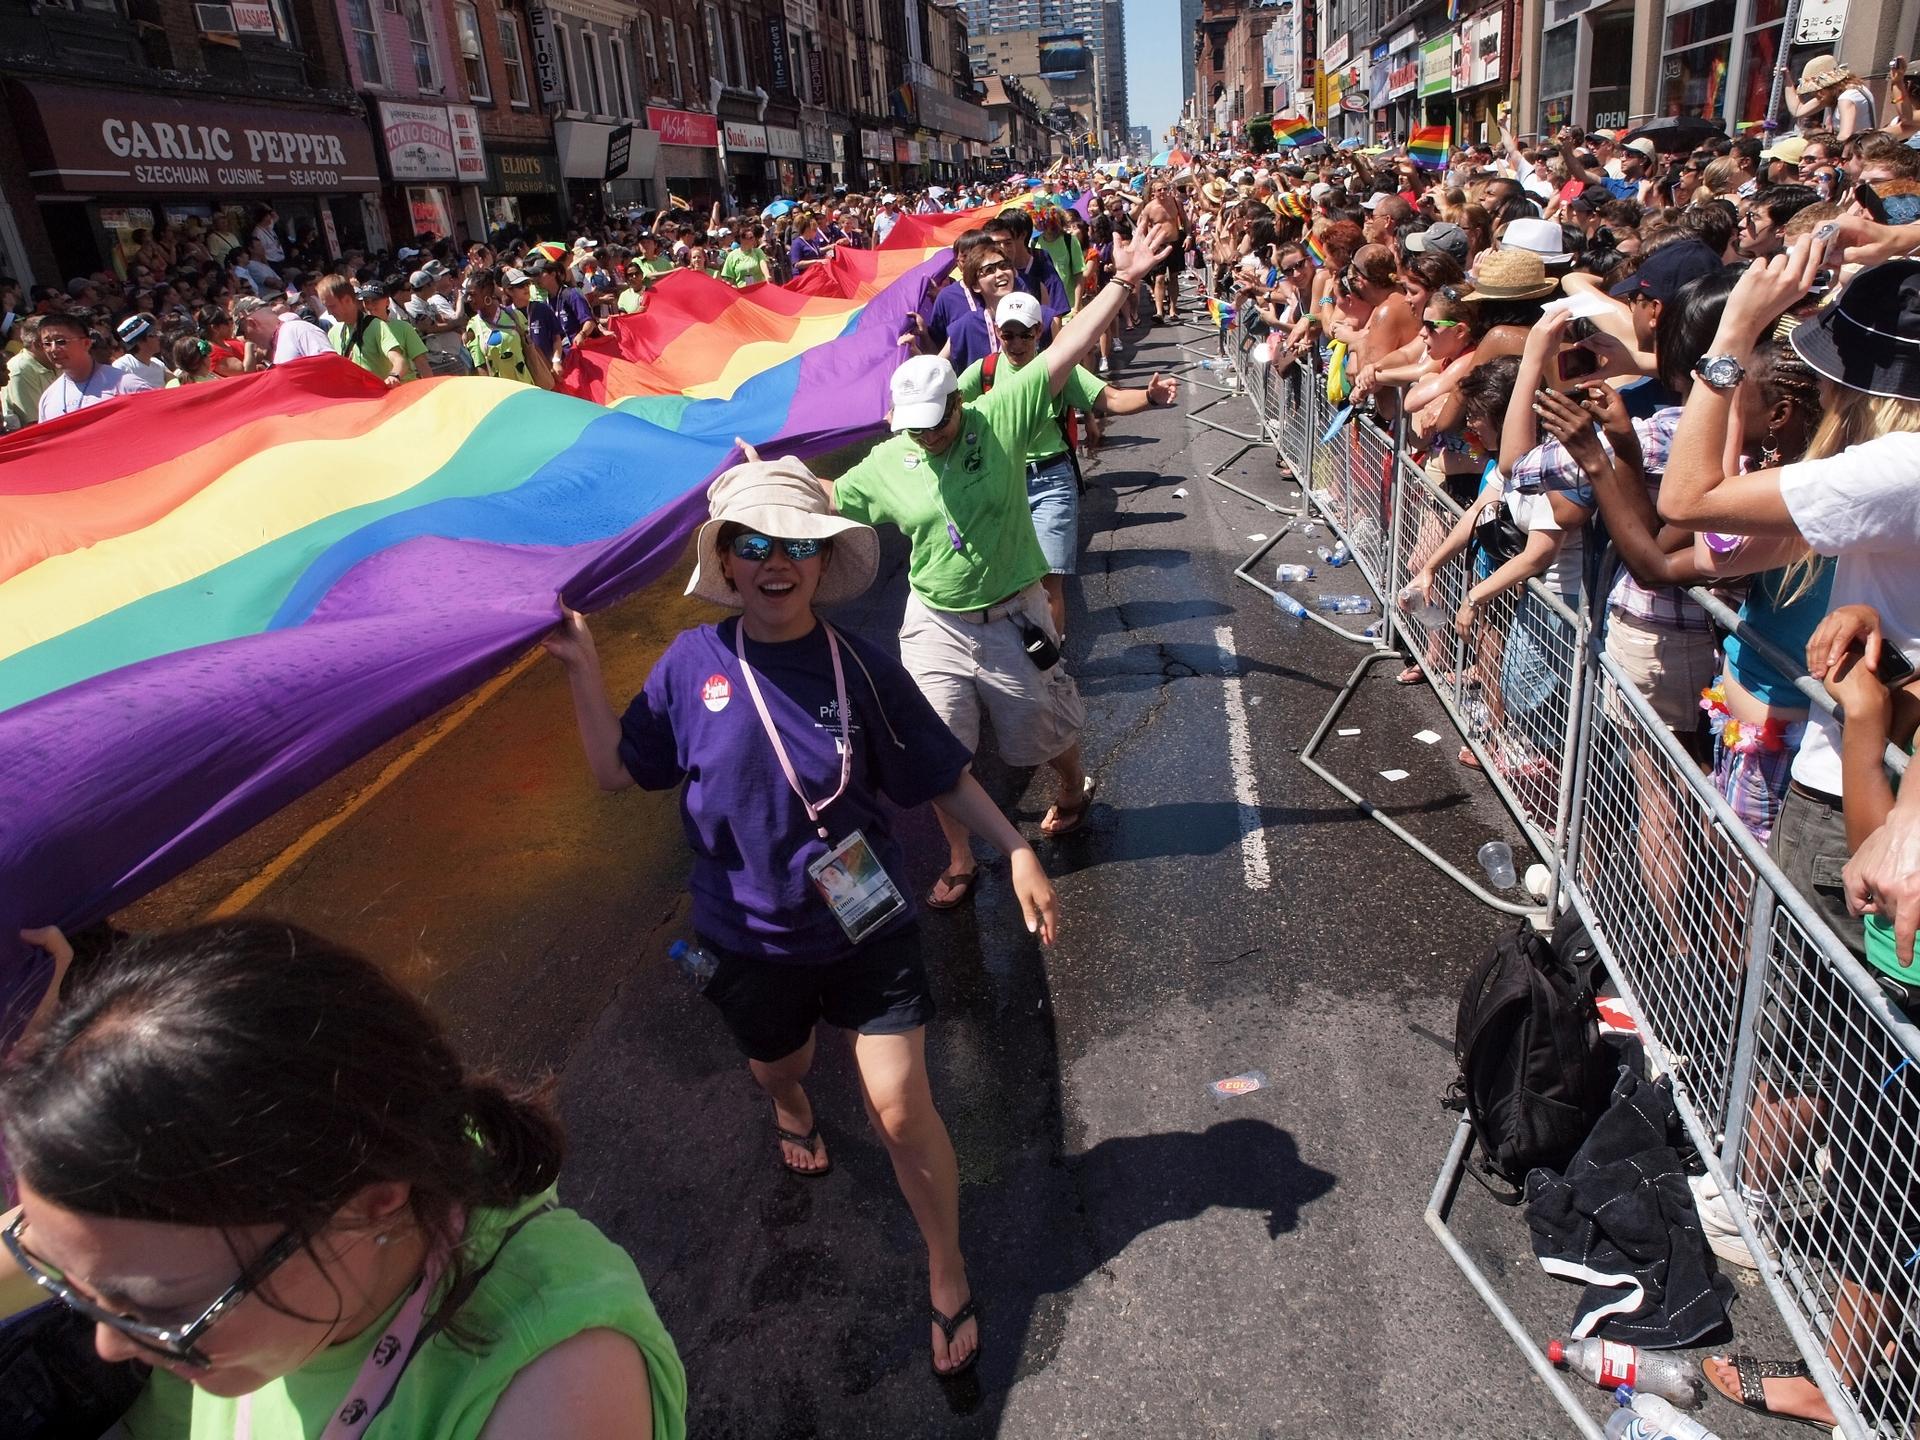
[698,923,934,1063]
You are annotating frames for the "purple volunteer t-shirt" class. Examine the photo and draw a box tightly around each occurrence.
[619,617,972,962]
[925,270,1042,349]
[945,304,1054,374]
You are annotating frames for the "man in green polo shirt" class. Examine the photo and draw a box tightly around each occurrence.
[720,223,774,287]
[371,278,431,381]
[823,226,1167,905]
[318,274,406,386]
[954,290,1177,637]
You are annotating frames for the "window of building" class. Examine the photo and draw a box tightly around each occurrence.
[729,9,748,87]
[553,18,578,108]
[639,13,660,91]
[580,27,604,113]
[345,0,385,86]
[497,11,529,105]
[683,23,698,94]
[399,0,437,90]
[454,1,489,102]
[609,35,632,115]
[704,4,728,87]
[661,18,680,100]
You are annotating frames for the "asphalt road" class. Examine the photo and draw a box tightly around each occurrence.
[124,303,1794,1438]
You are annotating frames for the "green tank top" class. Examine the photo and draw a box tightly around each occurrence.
[122,1191,686,1440]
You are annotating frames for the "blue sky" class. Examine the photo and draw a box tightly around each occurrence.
[1123,0,1181,142]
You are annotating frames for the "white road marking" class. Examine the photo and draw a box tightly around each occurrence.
[1214,624,1271,892]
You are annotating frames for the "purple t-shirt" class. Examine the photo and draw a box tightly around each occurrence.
[528,286,592,356]
[946,304,1054,374]
[789,233,828,270]
[619,617,971,962]
[925,270,1041,349]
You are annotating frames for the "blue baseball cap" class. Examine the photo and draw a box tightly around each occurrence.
[1608,240,1723,304]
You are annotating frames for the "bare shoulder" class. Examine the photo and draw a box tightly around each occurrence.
[476,1328,657,1440]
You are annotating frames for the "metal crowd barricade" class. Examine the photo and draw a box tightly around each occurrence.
[1198,337,1920,1438]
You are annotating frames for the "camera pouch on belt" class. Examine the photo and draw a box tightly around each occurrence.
[1016,616,1060,671]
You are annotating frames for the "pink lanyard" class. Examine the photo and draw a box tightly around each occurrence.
[235,1211,462,1440]
[734,620,850,841]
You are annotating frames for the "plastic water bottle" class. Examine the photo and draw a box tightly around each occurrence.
[1397,582,1450,628]
[1604,1388,1722,1439]
[1316,594,1373,615]
[1273,591,1308,620]
[1317,540,1350,567]
[1550,1340,1705,1408]
[1275,563,1314,583]
[666,940,719,992]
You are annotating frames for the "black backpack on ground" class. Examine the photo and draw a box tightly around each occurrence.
[1448,908,1611,1200]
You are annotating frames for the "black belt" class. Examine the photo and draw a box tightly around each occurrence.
[1788,778,1846,811]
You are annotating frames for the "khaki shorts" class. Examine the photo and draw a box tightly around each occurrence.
[898,583,1085,768]
[1604,611,1719,738]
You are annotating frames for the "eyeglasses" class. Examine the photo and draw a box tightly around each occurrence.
[975,261,1013,278]
[907,398,956,439]
[1282,259,1310,273]
[1422,317,1464,332]
[998,323,1035,341]
[729,533,824,562]
[2,1212,304,1368]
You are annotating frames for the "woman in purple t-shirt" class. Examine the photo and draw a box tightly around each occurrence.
[545,452,1058,1379]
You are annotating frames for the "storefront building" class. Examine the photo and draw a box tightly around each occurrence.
[1450,5,1506,144]
[6,80,380,279]
[1418,32,1455,128]
[1536,0,1635,133]
[1380,27,1420,139]
[482,146,563,233]
[646,104,718,206]
[374,99,490,247]
[1319,31,1354,139]
[721,118,774,210]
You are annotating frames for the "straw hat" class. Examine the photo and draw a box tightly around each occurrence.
[1201,178,1229,206]
[686,457,879,608]
[1462,248,1560,302]
[1796,54,1858,97]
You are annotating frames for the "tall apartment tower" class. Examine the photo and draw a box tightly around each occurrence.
[963,0,1127,144]
[1179,0,1201,116]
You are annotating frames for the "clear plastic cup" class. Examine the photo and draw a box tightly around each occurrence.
[1477,840,1517,889]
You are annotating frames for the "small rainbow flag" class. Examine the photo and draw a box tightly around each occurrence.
[1408,125,1452,169]
[1270,115,1326,149]
[1703,55,1727,117]
[1206,294,1236,333]
[1305,233,1331,268]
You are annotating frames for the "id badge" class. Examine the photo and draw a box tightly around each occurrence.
[807,829,908,943]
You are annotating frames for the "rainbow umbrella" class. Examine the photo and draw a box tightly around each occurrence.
[529,240,567,264]
[1150,149,1172,166]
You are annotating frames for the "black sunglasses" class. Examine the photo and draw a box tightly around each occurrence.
[974,261,1013,277]
[998,323,1035,340]
[728,534,824,562]
[3,1212,304,1368]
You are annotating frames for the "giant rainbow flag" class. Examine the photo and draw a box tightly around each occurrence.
[0,204,992,1016]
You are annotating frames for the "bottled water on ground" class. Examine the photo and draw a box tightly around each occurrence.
[1316,594,1373,615]
[1274,592,1308,620]
[667,940,719,992]
[1275,564,1314,583]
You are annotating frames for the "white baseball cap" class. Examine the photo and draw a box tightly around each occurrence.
[889,354,959,431]
[994,292,1044,330]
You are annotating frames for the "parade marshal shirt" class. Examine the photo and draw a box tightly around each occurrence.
[955,356,1105,466]
[832,355,1055,612]
[619,617,970,962]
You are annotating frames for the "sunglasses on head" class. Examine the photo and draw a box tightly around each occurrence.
[3,1212,304,1368]
[729,534,824,562]
[1438,284,1469,303]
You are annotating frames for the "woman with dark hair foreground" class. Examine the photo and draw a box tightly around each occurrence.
[0,921,686,1439]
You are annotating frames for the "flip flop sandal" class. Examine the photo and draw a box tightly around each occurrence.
[1458,745,1483,770]
[1705,1354,1824,1429]
[1041,776,1099,838]
[925,869,981,910]
[773,1119,832,1179]
[1395,664,1424,685]
[930,1298,981,1378]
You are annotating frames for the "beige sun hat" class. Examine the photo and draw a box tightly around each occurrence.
[1462,248,1561,302]
[1796,54,1858,97]
[686,456,879,608]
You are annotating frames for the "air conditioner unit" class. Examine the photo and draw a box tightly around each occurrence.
[195,2,236,33]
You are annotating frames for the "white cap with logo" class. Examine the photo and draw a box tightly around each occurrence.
[888,354,959,432]
[994,292,1044,330]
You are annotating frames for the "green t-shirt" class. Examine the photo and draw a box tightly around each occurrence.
[464,312,536,384]
[1037,231,1085,303]
[721,247,769,287]
[384,312,429,375]
[833,354,1055,610]
[330,313,402,381]
[956,355,1104,465]
[634,253,675,289]
[125,1192,687,1440]
[617,287,645,313]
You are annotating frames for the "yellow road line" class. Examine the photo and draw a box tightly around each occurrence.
[207,648,544,919]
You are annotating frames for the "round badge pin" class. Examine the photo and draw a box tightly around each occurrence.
[701,674,732,712]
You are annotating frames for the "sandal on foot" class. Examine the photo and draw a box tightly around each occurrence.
[773,1119,831,1178]
[1458,745,1483,770]
[1041,776,1099,838]
[931,1298,981,1378]
[1395,663,1424,685]
[926,868,981,910]
[1704,1354,1826,1429]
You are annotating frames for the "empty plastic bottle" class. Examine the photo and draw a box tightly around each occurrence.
[1316,594,1374,615]
[1550,1340,1705,1408]
[1397,582,1450,628]
[1275,564,1314,583]
[1603,1388,1722,1440]
[667,940,719,993]
[1273,591,1308,620]
[1317,541,1351,567]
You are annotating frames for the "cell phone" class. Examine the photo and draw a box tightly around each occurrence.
[1566,316,1599,344]
[1876,642,1917,687]
[1559,344,1601,382]
[1856,182,1891,224]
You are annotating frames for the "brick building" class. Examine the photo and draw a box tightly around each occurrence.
[1,0,377,284]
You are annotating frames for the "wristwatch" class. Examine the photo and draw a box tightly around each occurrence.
[1692,354,1747,390]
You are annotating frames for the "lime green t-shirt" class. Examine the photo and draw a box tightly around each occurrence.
[617,287,645,313]
[464,313,536,384]
[634,253,675,288]
[721,247,769,287]
[330,314,402,381]
[126,1192,687,1440]
[1037,232,1085,305]
[832,353,1055,611]
[384,312,429,375]
[956,355,1104,465]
